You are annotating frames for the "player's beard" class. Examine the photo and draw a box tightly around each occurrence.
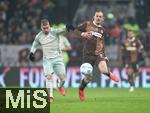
[95,20,103,25]
[96,20,101,25]
[44,31,49,35]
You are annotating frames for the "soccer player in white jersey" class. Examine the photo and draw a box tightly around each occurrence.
[29,19,66,103]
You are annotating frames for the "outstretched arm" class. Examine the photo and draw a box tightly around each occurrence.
[137,39,144,53]
[29,35,40,61]
[66,22,92,40]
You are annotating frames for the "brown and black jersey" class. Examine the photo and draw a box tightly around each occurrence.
[77,20,106,58]
[121,37,143,64]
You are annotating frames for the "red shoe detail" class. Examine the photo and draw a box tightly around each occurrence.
[57,86,66,96]
[79,87,85,101]
[48,97,54,103]
[109,72,120,82]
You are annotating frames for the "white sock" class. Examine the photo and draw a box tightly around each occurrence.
[46,79,53,98]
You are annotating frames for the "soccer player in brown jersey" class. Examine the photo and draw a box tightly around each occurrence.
[121,30,144,92]
[67,11,120,101]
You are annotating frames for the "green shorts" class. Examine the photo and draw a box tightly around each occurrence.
[43,56,66,76]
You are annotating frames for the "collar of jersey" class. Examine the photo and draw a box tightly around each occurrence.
[93,21,102,28]
[127,37,135,42]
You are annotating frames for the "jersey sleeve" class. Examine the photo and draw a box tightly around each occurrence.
[137,39,144,51]
[63,36,71,47]
[30,34,41,53]
[76,22,87,32]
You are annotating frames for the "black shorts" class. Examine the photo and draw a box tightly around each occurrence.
[82,54,107,66]
[126,63,139,72]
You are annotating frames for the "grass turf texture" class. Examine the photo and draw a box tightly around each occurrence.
[50,88,150,113]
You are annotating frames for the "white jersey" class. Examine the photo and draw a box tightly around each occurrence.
[30,27,66,58]
[59,35,71,51]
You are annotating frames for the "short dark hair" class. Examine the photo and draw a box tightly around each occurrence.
[41,19,49,26]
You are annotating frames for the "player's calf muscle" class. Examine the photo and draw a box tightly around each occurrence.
[59,74,65,81]
[98,61,109,74]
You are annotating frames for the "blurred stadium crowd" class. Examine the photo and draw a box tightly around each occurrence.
[0,0,55,44]
[0,0,149,66]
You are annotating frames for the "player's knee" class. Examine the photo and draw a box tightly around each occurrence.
[127,68,133,76]
[46,74,53,80]
[98,61,108,73]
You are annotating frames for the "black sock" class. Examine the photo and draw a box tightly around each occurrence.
[103,72,110,77]
[79,79,89,91]
[128,75,135,87]
[57,79,65,88]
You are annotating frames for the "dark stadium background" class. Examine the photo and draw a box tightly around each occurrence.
[0,0,149,88]
[0,0,150,113]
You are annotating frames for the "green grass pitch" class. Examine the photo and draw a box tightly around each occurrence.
[50,88,150,113]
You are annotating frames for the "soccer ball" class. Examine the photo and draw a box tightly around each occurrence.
[80,63,93,75]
